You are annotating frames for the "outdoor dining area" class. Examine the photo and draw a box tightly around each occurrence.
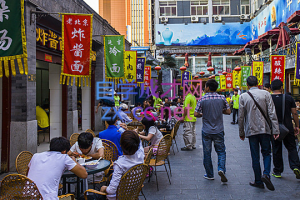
[0,116,181,200]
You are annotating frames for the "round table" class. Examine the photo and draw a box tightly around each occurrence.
[61,159,110,198]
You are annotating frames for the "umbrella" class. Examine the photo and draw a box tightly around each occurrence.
[276,22,290,50]
[207,52,212,67]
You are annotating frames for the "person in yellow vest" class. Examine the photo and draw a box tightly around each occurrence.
[153,95,162,110]
[114,92,120,110]
[36,106,49,130]
[231,89,240,124]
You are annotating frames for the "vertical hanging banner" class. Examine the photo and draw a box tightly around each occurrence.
[220,75,226,90]
[295,42,300,86]
[0,0,28,77]
[215,76,220,90]
[144,66,151,87]
[252,61,264,86]
[241,66,251,87]
[233,70,241,89]
[104,35,125,82]
[136,57,145,84]
[181,71,190,87]
[61,14,93,87]
[124,51,137,82]
[271,55,285,86]
[226,73,233,89]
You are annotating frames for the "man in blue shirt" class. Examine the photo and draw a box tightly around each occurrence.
[99,112,123,156]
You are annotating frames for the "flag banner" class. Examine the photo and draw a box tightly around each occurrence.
[124,51,137,82]
[226,73,233,89]
[220,75,226,90]
[61,14,93,87]
[295,42,300,86]
[104,35,125,82]
[241,66,251,87]
[215,76,220,90]
[182,71,190,87]
[136,57,145,84]
[233,70,241,88]
[0,0,27,77]
[252,61,264,86]
[144,66,151,88]
[271,55,285,87]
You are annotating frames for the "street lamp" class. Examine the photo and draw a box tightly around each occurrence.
[154,66,161,75]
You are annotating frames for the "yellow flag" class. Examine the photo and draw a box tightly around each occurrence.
[124,51,137,82]
[220,75,226,90]
[252,61,264,86]
[233,70,241,89]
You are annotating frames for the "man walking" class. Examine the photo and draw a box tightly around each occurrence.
[270,79,300,179]
[194,80,231,182]
[231,89,240,124]
[238,76,280,191]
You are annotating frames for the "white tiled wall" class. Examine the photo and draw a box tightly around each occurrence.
[49,63,62,139]
[81,86,91,130]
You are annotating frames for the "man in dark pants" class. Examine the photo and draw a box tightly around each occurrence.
[270,79,300,179]
[238,76,280,191]
[231,89,240,124]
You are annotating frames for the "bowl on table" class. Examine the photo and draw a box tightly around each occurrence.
[84,160,99,169]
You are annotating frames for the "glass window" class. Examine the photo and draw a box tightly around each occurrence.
[190,0,208,16]
[241,0,250,15]
[213,0,230,15]
[160,1,177,16]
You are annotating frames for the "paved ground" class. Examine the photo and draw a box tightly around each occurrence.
[142,115,300,200]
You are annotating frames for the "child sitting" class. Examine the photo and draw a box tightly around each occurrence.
[100,130,144,200]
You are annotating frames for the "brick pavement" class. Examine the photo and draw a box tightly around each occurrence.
[142,115,300,200]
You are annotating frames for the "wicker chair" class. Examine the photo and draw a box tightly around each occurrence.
[84,164,149,200]
[144,148,153,165]
[127,121,144,132]
[172,121,180,153]
[15,151,33,176]
[102,139,119,162]
[105,121,109,129]
[0,174,42,199]
[85,129,96,137]
[58,194,75,200]
[69,133,80,146]
[148,134,172,191]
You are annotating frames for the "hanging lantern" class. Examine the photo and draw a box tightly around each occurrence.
[194,75,199,79]
[211,75,215,79]
[234,66,241,72]
[207,67,214,74]
[180,66,187,71]
[199,71,205,76]
[154,66,161,75]
[222,71,227,75]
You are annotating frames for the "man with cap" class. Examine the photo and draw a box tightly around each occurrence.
[119,103,132,124]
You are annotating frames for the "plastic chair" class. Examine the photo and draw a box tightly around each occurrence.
[84,164,149,200]
[69,133,80,147]
[15,151,33,176]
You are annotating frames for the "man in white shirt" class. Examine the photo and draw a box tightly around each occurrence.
[27,137,87,200]
[68,132,104,159]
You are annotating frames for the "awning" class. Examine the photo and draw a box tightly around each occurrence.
[287,11,300,24]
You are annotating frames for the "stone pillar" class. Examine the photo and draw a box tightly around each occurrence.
[192,55,196,74]
[81,86,91,131]
[67,84,78,139]
[208,0,213,23]
[223,55,226,71]
[162,69,171,98]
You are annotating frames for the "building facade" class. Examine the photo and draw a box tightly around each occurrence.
[0,0,130,173]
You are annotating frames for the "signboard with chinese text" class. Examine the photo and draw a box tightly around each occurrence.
[295,42,300,86]
[144,66,151,88]
[124,51,137,82]
[233,70,241,89]
[271,55,285,86]
[252,61,264,86]
[220,75,226,90]
[226,73,233,89]
[181,71,190,87]
[215,76,220,90]
[136,57,145,83]
[45,54,52,62]
[61,14,93,87]
[0,0,28,77]
[36,28,62,51]
[104,35,125,82]
[241,66,251,87]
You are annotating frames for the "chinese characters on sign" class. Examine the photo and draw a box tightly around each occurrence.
[104,35,125,81]
[215,76,221,90]
[241,66,251,87]
[226,73,233,89]
[252,61,264,86]
[124,51,137,82]
[36,28,62,51]
[181,71,190,87]
[144,66,151,88]
[295,42,300,86]
[61,14,92,86]
[220,75,226,90]
[271,55,285,86]
[233,70,241,89]
[136,57,145,83]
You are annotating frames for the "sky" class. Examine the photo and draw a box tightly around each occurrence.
[83,0,99,14]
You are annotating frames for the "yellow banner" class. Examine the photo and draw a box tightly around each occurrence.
[124,51,137,82]
[220,75,226,90]
[252,61,264,86]
[233,70,241,89]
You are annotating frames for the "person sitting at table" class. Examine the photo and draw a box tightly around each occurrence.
[119,103,132,124]
[158,108,177,134]
[100,130,144,200]
[99,112,123,156]
[27,137,87,199]
[131,102,142,117]
[68,132,104,160]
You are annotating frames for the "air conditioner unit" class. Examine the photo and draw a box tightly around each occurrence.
[214,15,222,22]
[160,16,168,23]
[191,16,198,23]
[240,14,249,20]
[265,0,273,4]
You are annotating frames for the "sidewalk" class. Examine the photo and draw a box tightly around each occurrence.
[142,115,300,200]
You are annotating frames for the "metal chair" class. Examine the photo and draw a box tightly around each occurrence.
[0,174,42,199]
[85,129,96,137]
[84,164,149,200]
[69,133,80,147]
[15,151,33,176]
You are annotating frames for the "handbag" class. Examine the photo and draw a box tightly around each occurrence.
[277,94,290,141]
